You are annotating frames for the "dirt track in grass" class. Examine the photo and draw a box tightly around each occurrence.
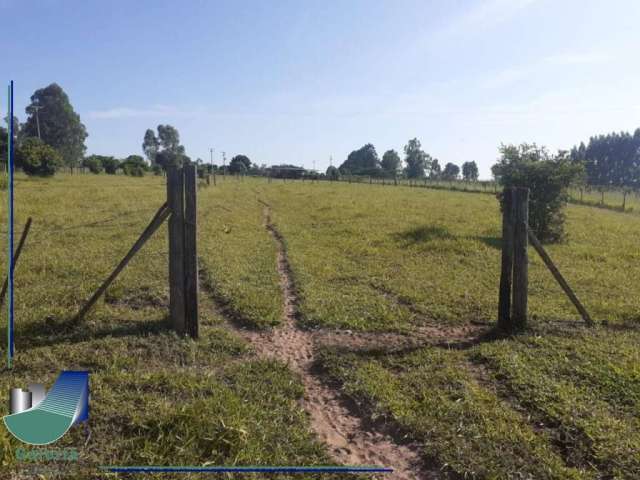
[231,204,436,479]
[203,201,489,479]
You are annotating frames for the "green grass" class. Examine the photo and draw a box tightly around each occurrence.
[318,345,587,479]
[261,181,640,331]
[3,173,640,479]
[0,174,326,479]
[198,178,282,328]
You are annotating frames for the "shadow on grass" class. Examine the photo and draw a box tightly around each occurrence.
[392,225,453,246]
[475,235,502,250]
[9,315,173,350]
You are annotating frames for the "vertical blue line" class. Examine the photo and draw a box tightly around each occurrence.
[7,80,14,368]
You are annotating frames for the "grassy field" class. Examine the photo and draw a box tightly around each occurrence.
[0,174,324,479]
[1,173,639,478]
[262,180,640,330]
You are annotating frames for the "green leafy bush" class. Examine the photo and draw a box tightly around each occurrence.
[83,155,104,174]
[493,143,584,243]
[121,155,148,177]
[16,137,61,177]
[102,157,120,174]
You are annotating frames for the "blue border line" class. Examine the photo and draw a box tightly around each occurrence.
[7,80,14,369]
[101,466,393,474]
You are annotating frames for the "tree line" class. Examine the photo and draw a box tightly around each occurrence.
[331,139,479,181]
[570,129,640,188]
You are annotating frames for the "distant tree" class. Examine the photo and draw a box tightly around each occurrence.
[326,165,340,180]
[121,155,147,176]
[16,137,61,176]
[493,143,584,243]
[142,129,160,165]
[23,83,87,167]
[148,124,188,169]
[229,155,251,174]
[442,162,460,180]
[381,149,401,176]
[430,158,442,179]
[83,155,104,174]
[339,144,381,176]
[4,115,22,148]
[102,156,120,174]
[462,161,479,181]
[0,126,6,164]
[403,138,431,178]
[157,125,180,151]
[570,129,640,188]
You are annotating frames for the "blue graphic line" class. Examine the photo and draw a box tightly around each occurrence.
[101,466,393,474]
[7,80,14,369]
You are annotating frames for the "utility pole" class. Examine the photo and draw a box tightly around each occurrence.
[329,155,333,167]
[209,148,214,170]
[31,105,43,140]
[222,151,226,177]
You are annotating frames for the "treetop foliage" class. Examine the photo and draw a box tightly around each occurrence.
[404,138,431,178]
[570,129,640,188]
[23,83,87,166]
[339,143,381,176]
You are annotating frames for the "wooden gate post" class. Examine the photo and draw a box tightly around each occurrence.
[512,187,529,329]
[184,163,199,338]
[167,166,186,334]
[497,188,514,330]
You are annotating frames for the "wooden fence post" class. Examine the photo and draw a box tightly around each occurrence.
[497,188,514,330]
[183,164,199,338]
[512,187,529,329]
[167,166,186,334]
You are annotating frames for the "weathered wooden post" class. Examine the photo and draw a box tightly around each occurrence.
[497,188,514,330]
[184,164,199,338]
[512,187,529,329]
[167,166,186,334]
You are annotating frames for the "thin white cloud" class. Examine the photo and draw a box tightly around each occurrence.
[87,105,203,120]
[442,0,538,36]
[481,50,607,89]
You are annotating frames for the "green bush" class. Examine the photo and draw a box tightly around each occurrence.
[152,164,163,176]
[493,144,584,243]
[16,137,61,177]
[121,155,148,177]
[83,155,104,174]
[102,157,120,174]
[0,175,6,191]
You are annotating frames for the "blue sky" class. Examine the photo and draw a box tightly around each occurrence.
[3,0,640,178]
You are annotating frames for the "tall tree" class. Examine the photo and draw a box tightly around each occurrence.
[443,162,460,180]
[157,124,181,152]
[23,83,87,166]
[462,161,479,181]
[430,158,441,179]
[339,144,381,175]
[381,149,401,176]
[229,154,251,174]
[142,129,160,164]
[148,124,188,169]
[403,138,431,178]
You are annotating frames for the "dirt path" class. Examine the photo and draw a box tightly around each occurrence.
[231,204,435,480]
